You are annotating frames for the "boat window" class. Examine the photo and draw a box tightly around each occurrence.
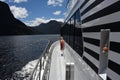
[74,9,83,56]
[69,16,75,49]
[62,9,83,57]
[75,10,81,27]
[68,20,71,45]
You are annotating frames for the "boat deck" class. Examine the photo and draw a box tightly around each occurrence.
[49,41,99,80]
[49,43,65,80]
[29,41,102,80]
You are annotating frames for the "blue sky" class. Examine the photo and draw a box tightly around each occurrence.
[0,0,67,26]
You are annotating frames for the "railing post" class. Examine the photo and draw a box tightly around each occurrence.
[39,59,41,80]
[29,41,51,80]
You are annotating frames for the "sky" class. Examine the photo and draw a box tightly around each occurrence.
[0,0,68,26]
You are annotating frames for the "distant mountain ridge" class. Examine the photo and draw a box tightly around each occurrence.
[31,20,62,34]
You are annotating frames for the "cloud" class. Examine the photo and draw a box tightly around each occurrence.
[9,0,27,3]
[25,18,48,26]
[53,11,61,15]
[10,5,28,19]
[25,17,64,26]
[63,12,67,17]
[47,0,64,7]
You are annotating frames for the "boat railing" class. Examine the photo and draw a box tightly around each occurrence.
[29,40,52,80]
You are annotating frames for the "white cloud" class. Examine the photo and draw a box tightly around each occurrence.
[47,0,64,7]
[25,18,48,26]
[9,0,27,3]
[63,12,67,16]
[25,17,64,26]
[10,5,28,19]
[53,11,61,15]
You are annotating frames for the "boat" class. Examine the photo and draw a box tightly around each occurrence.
[29,0,120,80]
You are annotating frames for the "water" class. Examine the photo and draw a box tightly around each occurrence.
[0,35,60,79]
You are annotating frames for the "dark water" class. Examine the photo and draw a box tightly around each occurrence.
[0,35,59,79]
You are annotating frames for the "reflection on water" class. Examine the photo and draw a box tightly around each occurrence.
[0,35,59,79]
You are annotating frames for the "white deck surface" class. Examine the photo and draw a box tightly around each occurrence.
[49,43,65,80]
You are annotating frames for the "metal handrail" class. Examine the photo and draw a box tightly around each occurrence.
[41,41,55,80]
[29,40,51,80]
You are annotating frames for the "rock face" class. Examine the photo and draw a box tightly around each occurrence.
[0,1,33,35]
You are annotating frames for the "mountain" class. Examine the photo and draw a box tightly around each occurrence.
[0,1,33,35]
[0,1,62,35]
[31,20,62,34]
